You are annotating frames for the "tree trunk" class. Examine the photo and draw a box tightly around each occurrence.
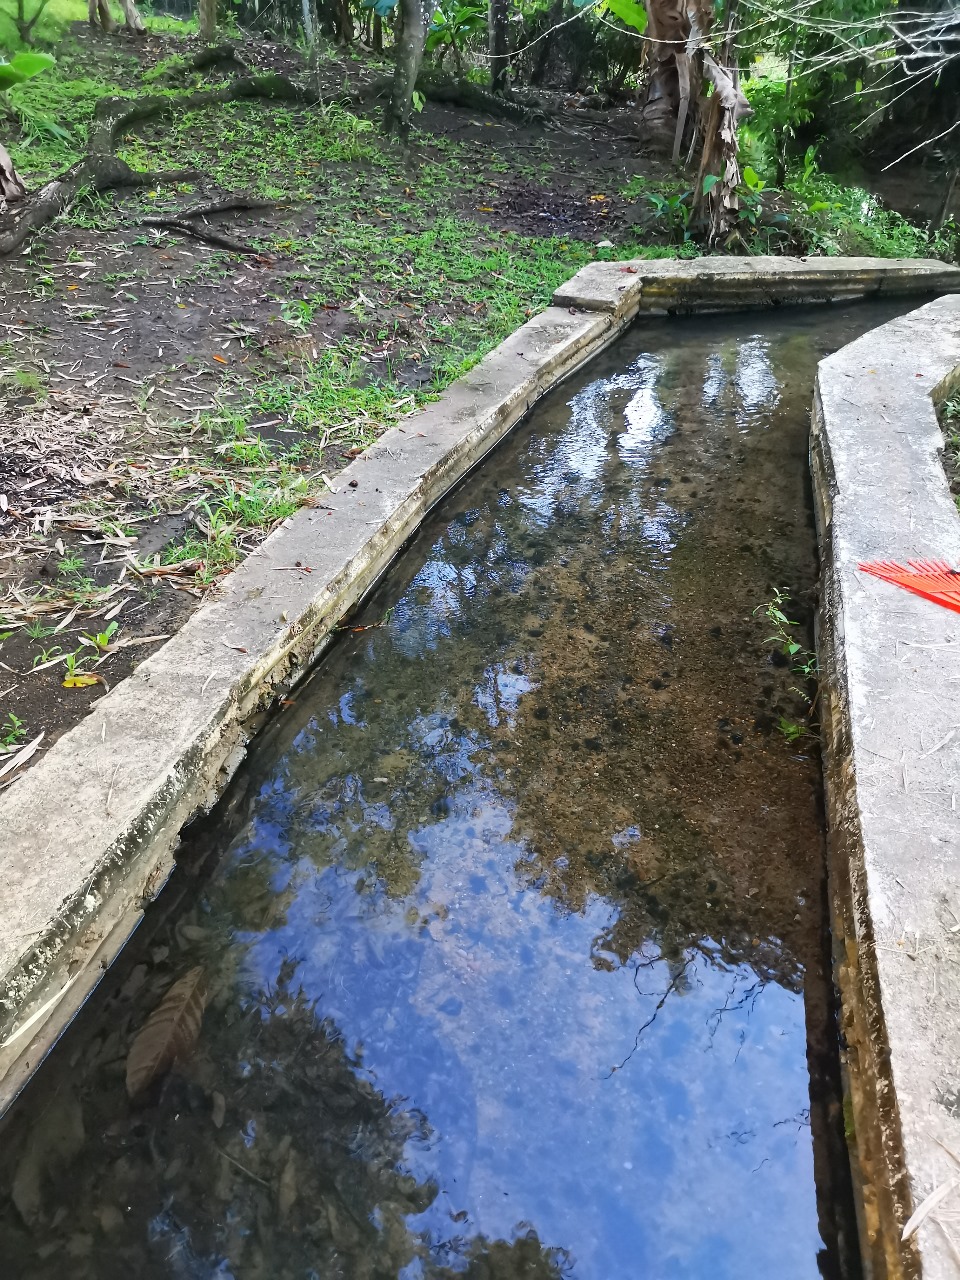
[15,0,54,44]
[384,0,428,141]
[88,0,116,33]
[301,0,315,44]
[372,12,383,51]
[641,0,713,159]
[199,0,217,42]
[530,0,563,86]
[488,0,509,93]
[693,52,752,243]
[0,144,26,205]
[117,0,145,30]
[335,0,353,42]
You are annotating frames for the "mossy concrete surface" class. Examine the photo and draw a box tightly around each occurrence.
[812,295,960,1280]
[0,256,958,1163]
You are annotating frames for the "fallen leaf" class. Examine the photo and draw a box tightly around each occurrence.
[277,1151,298,1219]
[12,1088,84,1225]
[211,1090,226,1128]
[212,354,229,365]
[125,966,207,1100]
[902,1177,959,1240]
[63,673,106,688]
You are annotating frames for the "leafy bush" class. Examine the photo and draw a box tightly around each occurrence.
[787,158,945,258]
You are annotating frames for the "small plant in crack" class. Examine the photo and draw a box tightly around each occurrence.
[755,587,819,742]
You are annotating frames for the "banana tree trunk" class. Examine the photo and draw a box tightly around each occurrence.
[641,0,702,157]
[694,51,752,243]
[0,143,26,204]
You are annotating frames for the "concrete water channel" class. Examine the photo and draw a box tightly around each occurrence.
[0,290,953,1280]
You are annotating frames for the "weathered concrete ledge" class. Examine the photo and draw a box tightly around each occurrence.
[812,295,960,1280]
[1,256,958,1121]
[555,254,960,316]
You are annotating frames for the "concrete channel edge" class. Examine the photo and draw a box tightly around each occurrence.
[1,257,959,1277]
[812,294,960,1280]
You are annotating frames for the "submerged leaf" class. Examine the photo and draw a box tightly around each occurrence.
[125,967,207,1100]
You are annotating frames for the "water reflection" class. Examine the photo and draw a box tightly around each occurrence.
[0,303,914,1280]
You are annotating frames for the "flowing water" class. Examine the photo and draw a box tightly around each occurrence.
[0,301,917,1280]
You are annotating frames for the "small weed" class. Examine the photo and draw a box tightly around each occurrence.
[756,587,818,742]
[63,649,92,678]
[79,621,118,653]
[1,713,27,748]
[25,620,57,641]
[58,553,85,576]
[32,644,63,667]
[0,368,46,398]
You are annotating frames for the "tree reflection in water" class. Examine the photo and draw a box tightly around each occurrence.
[0,304,910,1280]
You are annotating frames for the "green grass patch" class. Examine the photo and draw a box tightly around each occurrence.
[0,0,194,48]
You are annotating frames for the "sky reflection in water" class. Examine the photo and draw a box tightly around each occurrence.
[216,317,833,1279]
[3,305,915,1280]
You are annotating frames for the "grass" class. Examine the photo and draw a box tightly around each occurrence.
[0,0,194,48]
[0,712,27,748]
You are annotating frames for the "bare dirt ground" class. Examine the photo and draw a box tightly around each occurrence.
[0,23,670,779]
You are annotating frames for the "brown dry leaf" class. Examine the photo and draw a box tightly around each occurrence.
[125,966,207,1100]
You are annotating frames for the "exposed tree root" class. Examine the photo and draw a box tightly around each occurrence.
[0,61,550,255]
[172,196,292,218]
[140,215,260,254]
[369,70,550,125]
[0,74,329,256]
[188,44,250,74]
[417,73,547,123]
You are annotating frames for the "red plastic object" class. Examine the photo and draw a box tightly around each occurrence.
[858,559,960,615]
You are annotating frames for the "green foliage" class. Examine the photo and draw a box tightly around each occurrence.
[425,3,486,56]
[755,588,818,742]
[0,0,82,47]
[740,74,814,177]
[0,50,55,90]
[646,189,695,244]
[786,162,943,258]
[0,713,27,749]
[602,0,647,33]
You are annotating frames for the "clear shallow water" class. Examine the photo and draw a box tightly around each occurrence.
[0,301,915,1280]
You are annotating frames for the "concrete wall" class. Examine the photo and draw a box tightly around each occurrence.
[812,295,960,1280]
